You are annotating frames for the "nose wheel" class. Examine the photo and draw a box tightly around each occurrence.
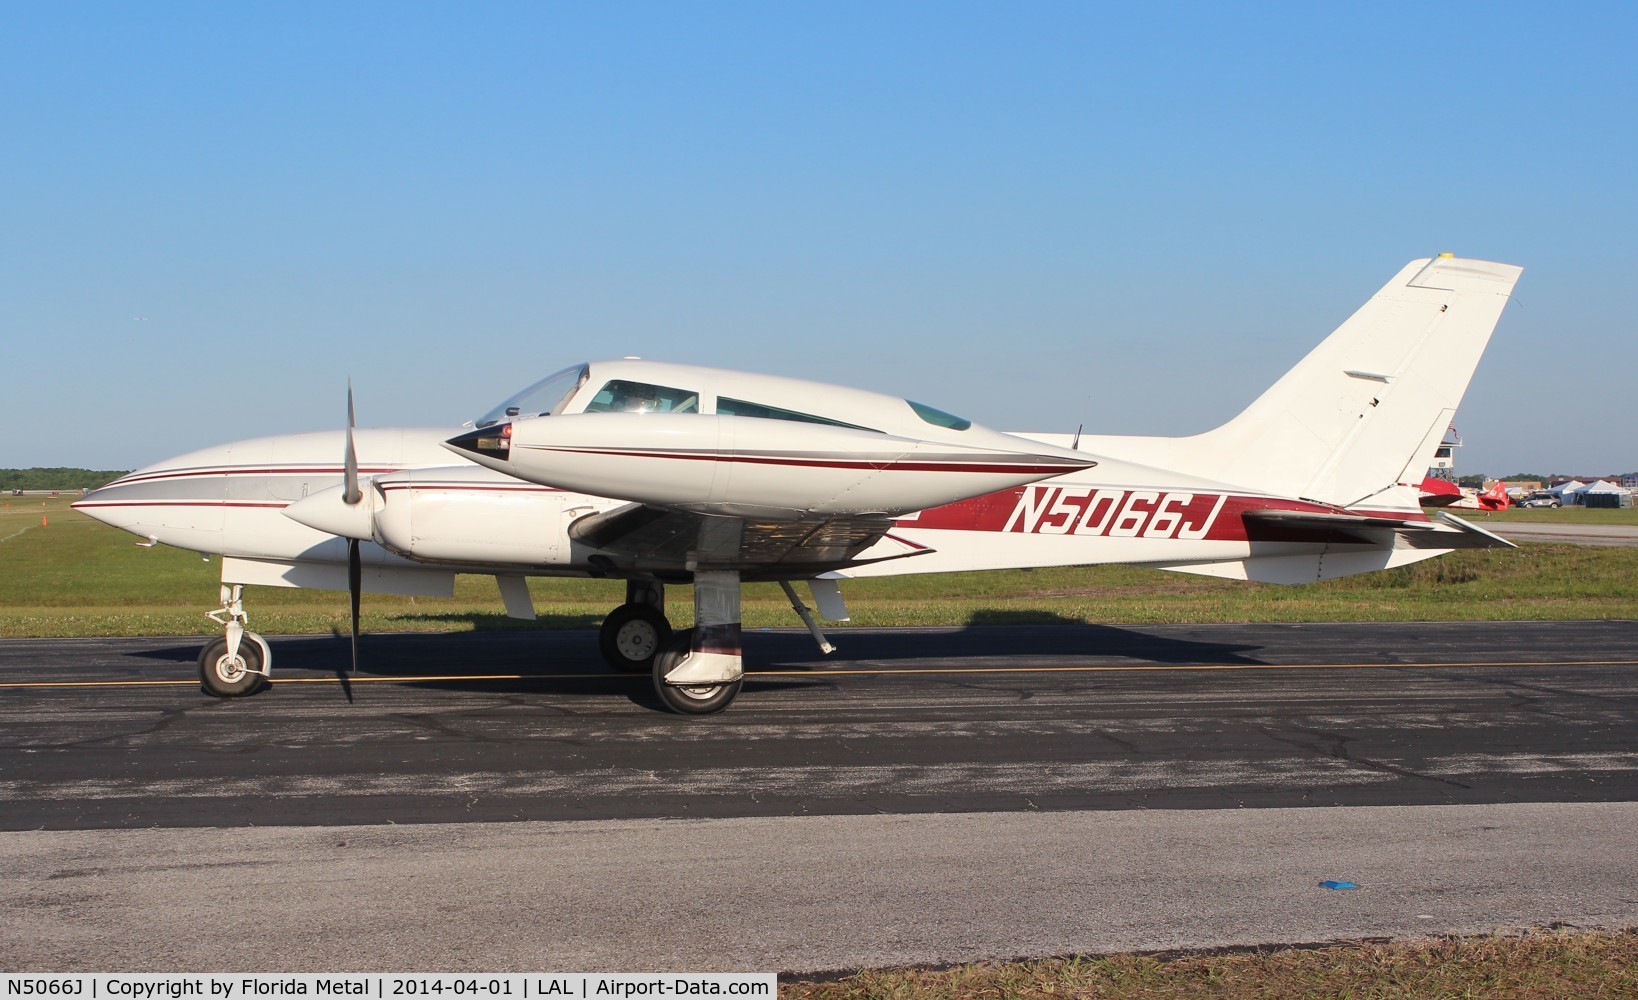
[198,632,270,697]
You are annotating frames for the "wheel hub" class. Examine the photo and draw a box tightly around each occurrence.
[213,654,248,684]
[616,621,658,660]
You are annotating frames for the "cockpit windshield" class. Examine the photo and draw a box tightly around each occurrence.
[475,364,589,428]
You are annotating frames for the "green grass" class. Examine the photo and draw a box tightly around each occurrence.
[782,929,1638,999]
[1460,505,1638,525]
[2,496,1635,637]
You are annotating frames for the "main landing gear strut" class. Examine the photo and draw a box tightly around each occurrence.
[199,584,271,697]
[651,569,745,715]
[596,573,842,715]
[594,575,744,713]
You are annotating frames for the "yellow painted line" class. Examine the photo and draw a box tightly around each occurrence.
[755,658,1638,676]
[0,674,582,689]
[2,658,1635,690]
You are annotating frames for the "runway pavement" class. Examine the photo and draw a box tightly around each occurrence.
[2,621,1635,971]
[1492,521,1638,546]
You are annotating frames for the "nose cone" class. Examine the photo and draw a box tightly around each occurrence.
[71,480,115,507]
[283,483,378,540]
[69,481,127,528]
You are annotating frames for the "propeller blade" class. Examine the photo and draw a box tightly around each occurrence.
[336,536,359,703]
[348,538,361,675]
[343,381,361,506]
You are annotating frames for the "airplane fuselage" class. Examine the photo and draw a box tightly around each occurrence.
[75,423,1440,592]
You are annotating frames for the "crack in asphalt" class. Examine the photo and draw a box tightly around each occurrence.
[1258,724,1475,790]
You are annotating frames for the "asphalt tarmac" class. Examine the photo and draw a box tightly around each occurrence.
[3,621,1636,971]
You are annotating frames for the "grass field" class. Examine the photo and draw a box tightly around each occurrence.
[2,495,1634,637]
[1476,505,1638,525]
[783,929,1638,999]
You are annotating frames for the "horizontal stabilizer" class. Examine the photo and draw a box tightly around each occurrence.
[1240,508,1515,550]
[1429,510,1518,549]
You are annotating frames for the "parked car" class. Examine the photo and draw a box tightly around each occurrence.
[1520,495,1561,508]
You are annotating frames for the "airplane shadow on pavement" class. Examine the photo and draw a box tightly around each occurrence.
[131,616,1269,711]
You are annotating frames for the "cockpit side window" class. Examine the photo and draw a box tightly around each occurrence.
[582,380,700,414]
[716,397,876,432]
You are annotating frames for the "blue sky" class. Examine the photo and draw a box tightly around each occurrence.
[3,3,1634,477]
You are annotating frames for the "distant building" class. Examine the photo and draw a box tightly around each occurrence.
[1426,425,1462,484]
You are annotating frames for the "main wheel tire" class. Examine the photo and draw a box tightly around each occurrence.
[651,630,741,715]
[198,635,269,697]
[599,603,673,673]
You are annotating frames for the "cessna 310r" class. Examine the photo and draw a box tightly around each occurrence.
[76,254,1522,713]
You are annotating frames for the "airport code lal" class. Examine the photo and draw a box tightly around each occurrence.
[3,978,775,1000]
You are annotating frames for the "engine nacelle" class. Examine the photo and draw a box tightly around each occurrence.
[284,466,581,569]
[370,468,572,566]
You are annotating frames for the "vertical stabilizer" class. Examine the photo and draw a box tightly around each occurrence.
[1175,255,1522,507]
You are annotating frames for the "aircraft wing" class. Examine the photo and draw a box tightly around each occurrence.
[569,503,931,579]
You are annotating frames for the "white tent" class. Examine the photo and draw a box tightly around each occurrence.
[1583,480,1633,508]
[1547,480,1587,504]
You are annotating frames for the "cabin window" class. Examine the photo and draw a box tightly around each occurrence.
[582,380,700,414]
[907,400,971,431]
[716,397,875,432]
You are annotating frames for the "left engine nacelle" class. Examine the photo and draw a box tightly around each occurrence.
[285,466,581,569]
[371,469,574,567]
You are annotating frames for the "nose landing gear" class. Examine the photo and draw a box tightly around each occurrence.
[200,584,271,697]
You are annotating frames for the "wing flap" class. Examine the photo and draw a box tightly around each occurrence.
[569,503,932,575]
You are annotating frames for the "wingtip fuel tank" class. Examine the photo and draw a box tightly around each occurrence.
[448,412,1094,519]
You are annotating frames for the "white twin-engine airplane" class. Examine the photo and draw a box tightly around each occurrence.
[76,254,1522,714]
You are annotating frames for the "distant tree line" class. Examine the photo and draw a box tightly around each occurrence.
[1457,472,1551,487]
[0,468,129,490]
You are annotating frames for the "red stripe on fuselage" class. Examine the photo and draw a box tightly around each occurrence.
[109,465,402,486]
[896,484,1426,543]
